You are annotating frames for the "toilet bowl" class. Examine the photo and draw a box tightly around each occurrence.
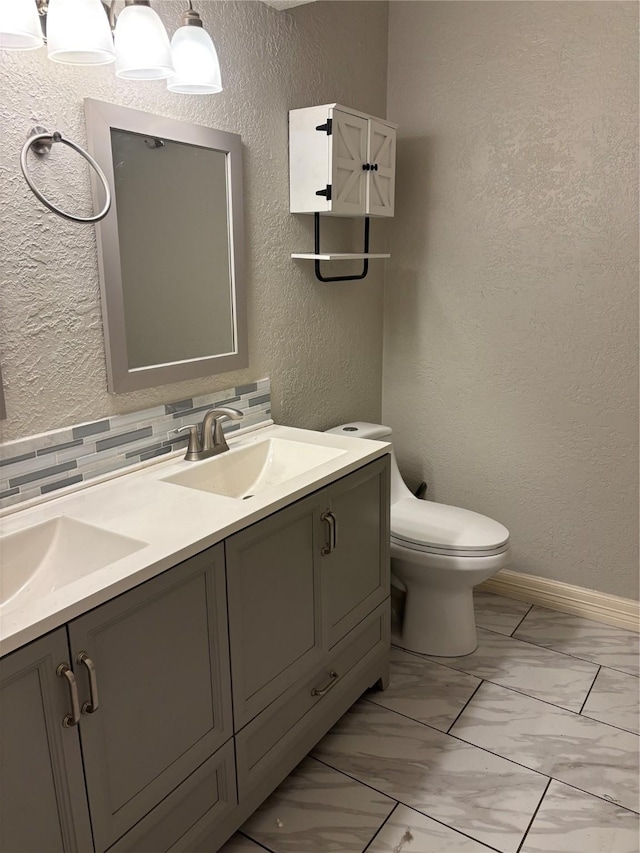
[326,422,510,657]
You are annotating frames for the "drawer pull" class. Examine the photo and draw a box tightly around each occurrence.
[311,669,339,697]
[56,663,81,728]
[321,510,338,555]
[76,651,99,714]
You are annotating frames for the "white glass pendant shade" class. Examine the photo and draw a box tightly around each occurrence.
[0,0,43,50]
[47,0,115,65]
[168,26,222,94]
[114,4,174,80]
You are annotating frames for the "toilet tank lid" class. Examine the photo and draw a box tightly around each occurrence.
[325,422,392,440]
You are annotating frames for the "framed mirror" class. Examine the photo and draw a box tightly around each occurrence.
[84,99,247,393]
[0,361,6,420]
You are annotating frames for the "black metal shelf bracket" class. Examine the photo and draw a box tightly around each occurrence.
[313,213,371,283]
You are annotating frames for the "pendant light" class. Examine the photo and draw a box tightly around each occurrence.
[168,3,222,95]
[1,0,224,97]
[47,0,115,65]
[114,0,174,80]
[0,0,43,50]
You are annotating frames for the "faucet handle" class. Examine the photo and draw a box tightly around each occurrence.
[208,406,243,421]
[202,407,243,452]
[175,425,202,461]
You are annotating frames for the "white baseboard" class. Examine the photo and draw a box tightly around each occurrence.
[478,569,640,633]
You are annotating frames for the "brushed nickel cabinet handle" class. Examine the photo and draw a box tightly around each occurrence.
[56,663,80,728]
[311,670,339,698]
[76,652,99,714]
[321,510,338,555]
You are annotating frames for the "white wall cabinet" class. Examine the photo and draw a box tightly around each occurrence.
[289,104,397,217]
[0,456,390,853]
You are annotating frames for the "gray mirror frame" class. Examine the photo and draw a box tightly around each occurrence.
[0,361,6,420]
[84,99,248,394]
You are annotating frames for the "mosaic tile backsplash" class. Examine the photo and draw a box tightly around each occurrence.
[0,380,271,510]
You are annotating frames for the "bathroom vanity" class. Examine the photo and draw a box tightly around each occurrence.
[0,425,390,853]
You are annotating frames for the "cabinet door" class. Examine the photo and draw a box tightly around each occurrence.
[329,109,368,216]
[226,491,325,730]
[0,629,93,853]
[367,120,396,217]
[68,545,231,853]
[321,456,390,648]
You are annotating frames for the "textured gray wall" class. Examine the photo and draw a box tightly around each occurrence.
[384,2,639,599]
[0,1,388,442]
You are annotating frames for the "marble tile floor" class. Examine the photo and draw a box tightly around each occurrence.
[221,592,639,853]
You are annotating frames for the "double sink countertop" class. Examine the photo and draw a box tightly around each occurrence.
[0,423,389,658]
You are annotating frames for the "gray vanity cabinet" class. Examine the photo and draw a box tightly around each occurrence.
[67,545,233,853]
[228,457,390,811]
[1,454,390,853]
[0,628,93,853]
[225,491,325,730]
[321,458,390,648]
[226,455,390,728]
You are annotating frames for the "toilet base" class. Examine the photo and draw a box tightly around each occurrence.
[391,543,510,658]
[400,584,477,657]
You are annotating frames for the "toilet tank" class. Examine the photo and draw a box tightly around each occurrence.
[325,422,393,441]
[325,422,413,505]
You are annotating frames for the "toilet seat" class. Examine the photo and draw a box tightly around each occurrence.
[391,498,510,557]
[391,535,509,558]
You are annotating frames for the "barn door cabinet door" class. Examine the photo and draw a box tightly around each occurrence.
[320,455,391,648]
[289,103,397,217]
[0,628,93,853]
[67,544,232,853]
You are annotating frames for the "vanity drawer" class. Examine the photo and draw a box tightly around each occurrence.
[108,739,237,853]
[235,600,390,800]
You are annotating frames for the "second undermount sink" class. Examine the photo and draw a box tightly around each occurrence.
[0,517,148,612]
[162,437,347,499]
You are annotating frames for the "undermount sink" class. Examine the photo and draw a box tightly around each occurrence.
[0,517,148,612]
[162,437,347,499]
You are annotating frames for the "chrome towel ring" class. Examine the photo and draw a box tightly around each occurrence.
[20,126,111,224]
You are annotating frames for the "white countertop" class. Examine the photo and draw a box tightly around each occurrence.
[0,424,389,658]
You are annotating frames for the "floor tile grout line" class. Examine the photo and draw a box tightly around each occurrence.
[508,602,534,636]
[304,752,394,808]
[459,677,640,737]
[578,665,601,715]
[383,801,505,853]
[395,632,640,681]
[355,696,639,815]
[361,800,400,852]
[580,710,640,737]
[392,628,601,678]
[508,630,640,678]
[312,755,508,853]
[390,647,595,717]
[316,725,640,823]
[515,602,640,637]
[515,777,553,853]
[448,710,640,816]
[476,625,607,668]
[237,829,276,852]
[477,598,640,672]
[361,670,584,732]
[313,724,640,828]
[554,778,640,816]
[334,698,551,783]
[446,678,484,735]
[390,644,639,729]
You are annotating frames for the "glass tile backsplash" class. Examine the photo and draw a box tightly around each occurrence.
[0,380,271,510]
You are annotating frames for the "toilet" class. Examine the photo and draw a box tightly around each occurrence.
[326,423,510,657]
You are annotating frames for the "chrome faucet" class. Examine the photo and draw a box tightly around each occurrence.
[176,407,243,461]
